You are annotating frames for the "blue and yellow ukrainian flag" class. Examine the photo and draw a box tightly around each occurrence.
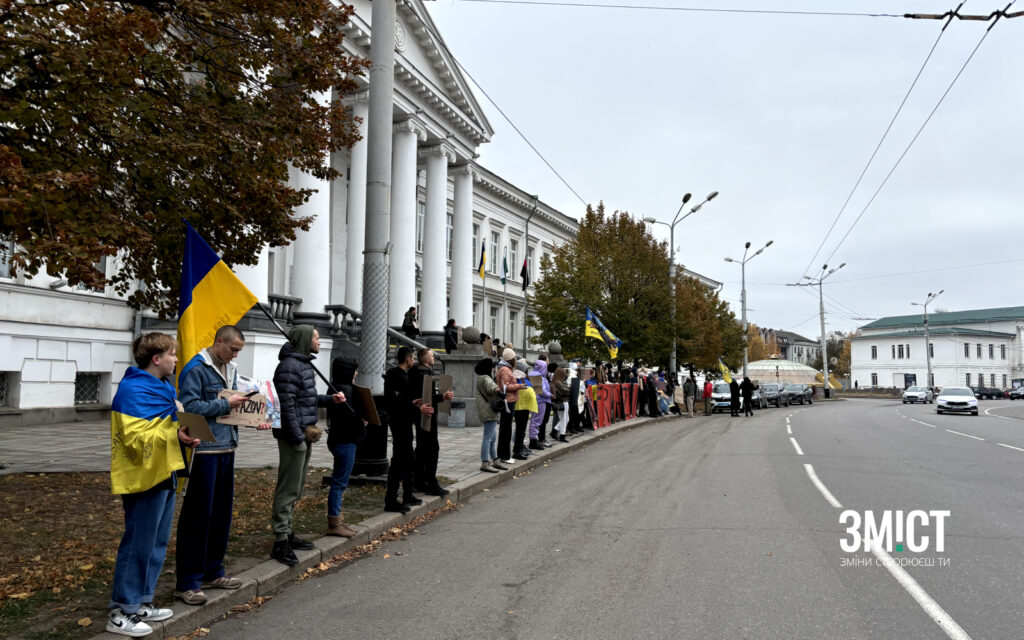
[717,357,733,384]
[177,222,258,386]
[584,306,623,360]
[110,367,185,494]
[478,241,487,280]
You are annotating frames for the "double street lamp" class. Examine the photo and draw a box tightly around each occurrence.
[725,240,774,378]
[911,289,943,389]
[790,263,846,398]
[644,190,719,377]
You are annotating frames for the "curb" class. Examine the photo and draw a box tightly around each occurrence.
[90,413,678,639]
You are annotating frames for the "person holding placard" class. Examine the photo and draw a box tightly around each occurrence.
[383,347,427,513]
[174,325,255,606]
[107,333,200,637]
[408,348,454,496]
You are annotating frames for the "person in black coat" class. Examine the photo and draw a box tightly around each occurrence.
[383,346,428,513]
[729,378,741,417]
[443,319,458,354]
[647,370,662,417]
[407,348,454,495]
[324,356,366,537]
[740,376,757,417]
[270,325,344,565]
[402,307,420,341]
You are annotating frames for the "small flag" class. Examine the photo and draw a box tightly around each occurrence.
[501,247,509,285]
[584,307,623,360]
[520,256,529,291]
[177,222,258,387]
[478,241,486,280]
[717,358,733,384]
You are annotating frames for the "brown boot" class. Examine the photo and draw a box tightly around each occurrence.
[326,515,357,538]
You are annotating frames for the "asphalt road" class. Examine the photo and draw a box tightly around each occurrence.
[209,399,1024,640]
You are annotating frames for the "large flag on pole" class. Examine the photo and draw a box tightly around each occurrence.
[501,247,508,285]
[717,358,733,384]
[478,241,487,281]
[584,306,623,360]
[520,256,529,291]
[177,222,258,386]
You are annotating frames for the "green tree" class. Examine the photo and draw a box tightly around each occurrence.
[812,333,849,378]
[0,0,367,316]
[674,273,743,375]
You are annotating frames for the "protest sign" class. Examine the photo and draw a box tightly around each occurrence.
[216,389,267,427]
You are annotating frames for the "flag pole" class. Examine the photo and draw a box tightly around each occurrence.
[254,303,338,393]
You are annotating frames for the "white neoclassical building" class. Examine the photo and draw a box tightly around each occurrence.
[0,0,580,426]
[850,306,1024,390]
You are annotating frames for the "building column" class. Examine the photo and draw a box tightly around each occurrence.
[388,119,427,326]
[418,143,455,334]
[450,165,475,329]
[343,91,370,310]
[233,245,269,303]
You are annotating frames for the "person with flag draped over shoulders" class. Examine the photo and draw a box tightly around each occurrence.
[107,333,200,638]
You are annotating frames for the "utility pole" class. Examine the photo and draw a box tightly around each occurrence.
[359,0,396,394]
[725,239,773,378]
[789,263,845,398]
[912,290,944,390]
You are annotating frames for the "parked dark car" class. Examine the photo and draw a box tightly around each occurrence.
[760,383,789,407]
[784,383,813,405]
[1009,387,1024,400]
[971,386,1005,399]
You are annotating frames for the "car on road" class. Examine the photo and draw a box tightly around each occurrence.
[902,386,934,404]
[710,382,740,413]
[760,383,789,407]
[970,386,1005,399]
[784,383,813,405]
[936,386,979,415]
[1009,387,1024,400]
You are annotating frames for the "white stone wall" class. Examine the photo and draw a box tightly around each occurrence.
[852,331,1015,389]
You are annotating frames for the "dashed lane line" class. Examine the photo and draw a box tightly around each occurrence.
[945,429,985,441]
[789,437,804,456]
[996,443,1024,452]
[786,424,792,435]
[803,463,842,508]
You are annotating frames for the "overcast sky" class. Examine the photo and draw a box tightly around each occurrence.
[424,0,1024,339]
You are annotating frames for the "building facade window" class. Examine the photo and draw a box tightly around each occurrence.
[929,343,934,358]
[871,373,878,386]
[1003,374,1008,387]
[488,304,499,338]
[472,223,480,258]
[74,372,102,405]
[966,373,971,386]
[989,344,994,359]
[977,343,982,357]
[991,374,996,387]
[898,345,904,359]
[416,202,425,253]
[1001,344,1007,359]
[906,344,910,358]
[892,345,896,359]
[527,246,535,283]
[0,372,9,407]
[0,238,13,278]
[489,232,499,275]
[446,212,453,262]
[509,310,518,345]
[871,346,877,359]
[964,343,970,358]
[509,239,519,282]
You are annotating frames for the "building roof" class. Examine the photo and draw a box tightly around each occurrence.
[773,330,816,344]
[861,306,1024,330]
[851,327,1016,340]
[737,359,829,386]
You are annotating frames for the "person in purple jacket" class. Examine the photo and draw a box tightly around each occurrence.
[528,359,552,450]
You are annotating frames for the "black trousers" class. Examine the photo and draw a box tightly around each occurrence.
[648,394,660,417]
[414,425,439,489]
[497,405,515,460]
[637,389,648,416]
[537,403,552,441]
[513,410,530,455]
[743,396,753,416]
[385,430,415,503]
[567,402,581,432]
[730,397,739,416]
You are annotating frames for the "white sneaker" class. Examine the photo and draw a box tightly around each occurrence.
[502,458,515,465]
[137,603,173,622]
[107,609,153,637]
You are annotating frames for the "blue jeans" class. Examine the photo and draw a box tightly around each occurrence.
[110,477,176,613]
[480,420,498,462]
[176,452,234,592]
[328,442,358,517]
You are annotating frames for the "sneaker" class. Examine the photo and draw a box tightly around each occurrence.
[502,458,516,465]
[480,462,499,473]
[137,603,173,622]
[173,589,207,605]
[271,540,299,566]
[402,495,424,506]
[202,576,242,590]
[288,534,315,551]
[107,609,153,637]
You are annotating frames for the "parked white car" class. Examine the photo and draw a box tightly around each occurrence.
[902,386,934,404]
[935,386,979,416]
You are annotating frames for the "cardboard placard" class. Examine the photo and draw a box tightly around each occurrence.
[481,338,493,357]
[179,411,216,442]
[436,374,453,415]
[529,375,544,390]
[420,375,434,432]
[216,389,267,427]
[354,384,381,426]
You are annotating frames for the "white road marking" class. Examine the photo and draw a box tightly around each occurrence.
[997,443,1024,452]
[945,429,984,441]
[786,424,792,435]
[984,406,1017,421]
[802,463,841,508]
[789,437,804,456]
[869,543,973,640]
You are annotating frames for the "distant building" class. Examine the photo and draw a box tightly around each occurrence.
[850,306,1024,389]
[759,328,820,366]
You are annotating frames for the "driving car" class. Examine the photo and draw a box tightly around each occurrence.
[760,383,789,407]
[971,386,1004,399]
[710,382,741,413]
[936,386,979,415]
[784,383,813,405]
[1009,387,1024,400]
[902,386,934,404]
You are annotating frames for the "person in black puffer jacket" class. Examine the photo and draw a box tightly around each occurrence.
[270,325,344,566]
[324,356,367,538]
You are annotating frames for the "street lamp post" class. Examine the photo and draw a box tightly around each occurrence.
[644,190,718,377]
[912,290,944,390]
[790,263,845,398]
[724,240,774,378]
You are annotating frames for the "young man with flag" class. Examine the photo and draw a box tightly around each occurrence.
[108,333,200,637]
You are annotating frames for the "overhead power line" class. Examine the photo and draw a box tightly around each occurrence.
[819,1,1015,267]
[801,4,960,277]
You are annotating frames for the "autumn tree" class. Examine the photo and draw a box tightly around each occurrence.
[529,203,743,368]
[811,333,849,378]
[0,0,367,315]
[764,329,781,357]
[746,324,769,362]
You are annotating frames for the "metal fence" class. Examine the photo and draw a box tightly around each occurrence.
[0,373,8,407]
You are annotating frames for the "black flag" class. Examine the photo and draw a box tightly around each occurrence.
[520,257,529,291]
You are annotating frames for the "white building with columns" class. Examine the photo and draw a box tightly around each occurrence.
[0,0,581,426]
